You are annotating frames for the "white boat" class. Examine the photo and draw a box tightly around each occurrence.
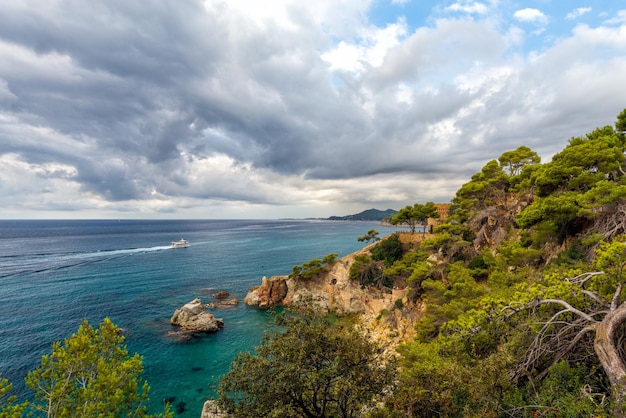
[171,238,189,248]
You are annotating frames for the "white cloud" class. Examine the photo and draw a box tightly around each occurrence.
[605,10,626,25]
[395,83,413,105]
[513,8,548,24]
[203,0,372,38]
[566,7,592,20]
[0,153,81,210]
[371,18,505,87]
[321,19,408,73]
[446,2,489,15]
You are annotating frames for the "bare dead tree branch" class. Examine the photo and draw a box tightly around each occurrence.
[611,283,623,311]
[534,324,596,381]
[580,289,610,308]
[590,201,626,243]
[506,286,626,415]
[517,306,596,379]
[566,272,605,287]
[535,299,596,322]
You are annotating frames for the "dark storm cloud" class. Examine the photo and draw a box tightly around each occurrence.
[1,2,217,137]
[1,0,626,218]
[0,1,481,189]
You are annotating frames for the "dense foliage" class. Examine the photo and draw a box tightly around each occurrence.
[390,202,439,235]
[0,318,170,418]
[349,234,406,289]
[267,109,626,417]
[217,314,396,417]
[290,253,338,280]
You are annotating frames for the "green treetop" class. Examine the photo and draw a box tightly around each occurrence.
[24,318,171,418]
[498,145,541,177]
[218,314,396,417]
[357,229,380,243]
[391,202,440,235]
[0,375,28,418]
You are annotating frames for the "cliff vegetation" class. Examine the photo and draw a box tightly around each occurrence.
[234,109,626,417]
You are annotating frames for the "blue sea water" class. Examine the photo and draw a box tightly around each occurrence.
[0,219,400,416]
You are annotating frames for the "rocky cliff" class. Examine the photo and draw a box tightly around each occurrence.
[244,251,408,315]
[244,247,421,346]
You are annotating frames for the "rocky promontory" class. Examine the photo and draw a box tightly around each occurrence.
[243,242,422,355]
[170,298,224,333]
[244,249,409,316]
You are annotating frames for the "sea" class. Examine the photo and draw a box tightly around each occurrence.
[0,219,401,416]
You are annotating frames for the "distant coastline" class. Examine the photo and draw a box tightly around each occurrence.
[280,208,398,222]
[325,208,397,221]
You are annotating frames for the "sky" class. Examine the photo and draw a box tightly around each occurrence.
[1,0,625,219]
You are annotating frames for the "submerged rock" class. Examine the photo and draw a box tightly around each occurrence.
[218,298,238,306]
[165,330,193,341]
[206,298,239,309]
[175,400,186,414]
[170,298,224,333]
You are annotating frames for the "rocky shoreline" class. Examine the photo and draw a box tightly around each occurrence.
[243,250,408,315]
[242,246,422,349]
[197,236,424,417]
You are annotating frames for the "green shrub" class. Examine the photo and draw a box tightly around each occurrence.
[290,253,338,280]
[371,234,403,265]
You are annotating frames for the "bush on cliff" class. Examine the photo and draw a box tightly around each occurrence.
[370,234,403,265]
[290,253,338,280]
[349,254,384,288]
[217,314,396,417]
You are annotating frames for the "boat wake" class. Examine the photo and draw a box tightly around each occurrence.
[0,245,174,279]
[99,245,173,256]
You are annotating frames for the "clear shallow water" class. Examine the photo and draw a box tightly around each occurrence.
[0,219,399,416]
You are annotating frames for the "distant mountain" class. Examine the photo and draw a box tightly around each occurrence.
[327,208,397,221]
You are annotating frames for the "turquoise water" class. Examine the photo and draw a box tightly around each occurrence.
[0,219,399,415]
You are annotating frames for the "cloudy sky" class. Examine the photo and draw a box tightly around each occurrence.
[1,0,625,219]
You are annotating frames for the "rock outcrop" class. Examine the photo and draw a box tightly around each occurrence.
[201,400,230,418]
[243,276,288,308]
[242,247,421,366]
[244,252,409,316]
[170,298,224,333]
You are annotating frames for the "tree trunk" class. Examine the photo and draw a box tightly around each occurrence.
[594,304,626,414]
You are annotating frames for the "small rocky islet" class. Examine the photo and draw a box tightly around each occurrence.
[169,298,224,336]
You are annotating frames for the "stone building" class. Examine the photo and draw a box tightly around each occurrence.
[427,203,451,233]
